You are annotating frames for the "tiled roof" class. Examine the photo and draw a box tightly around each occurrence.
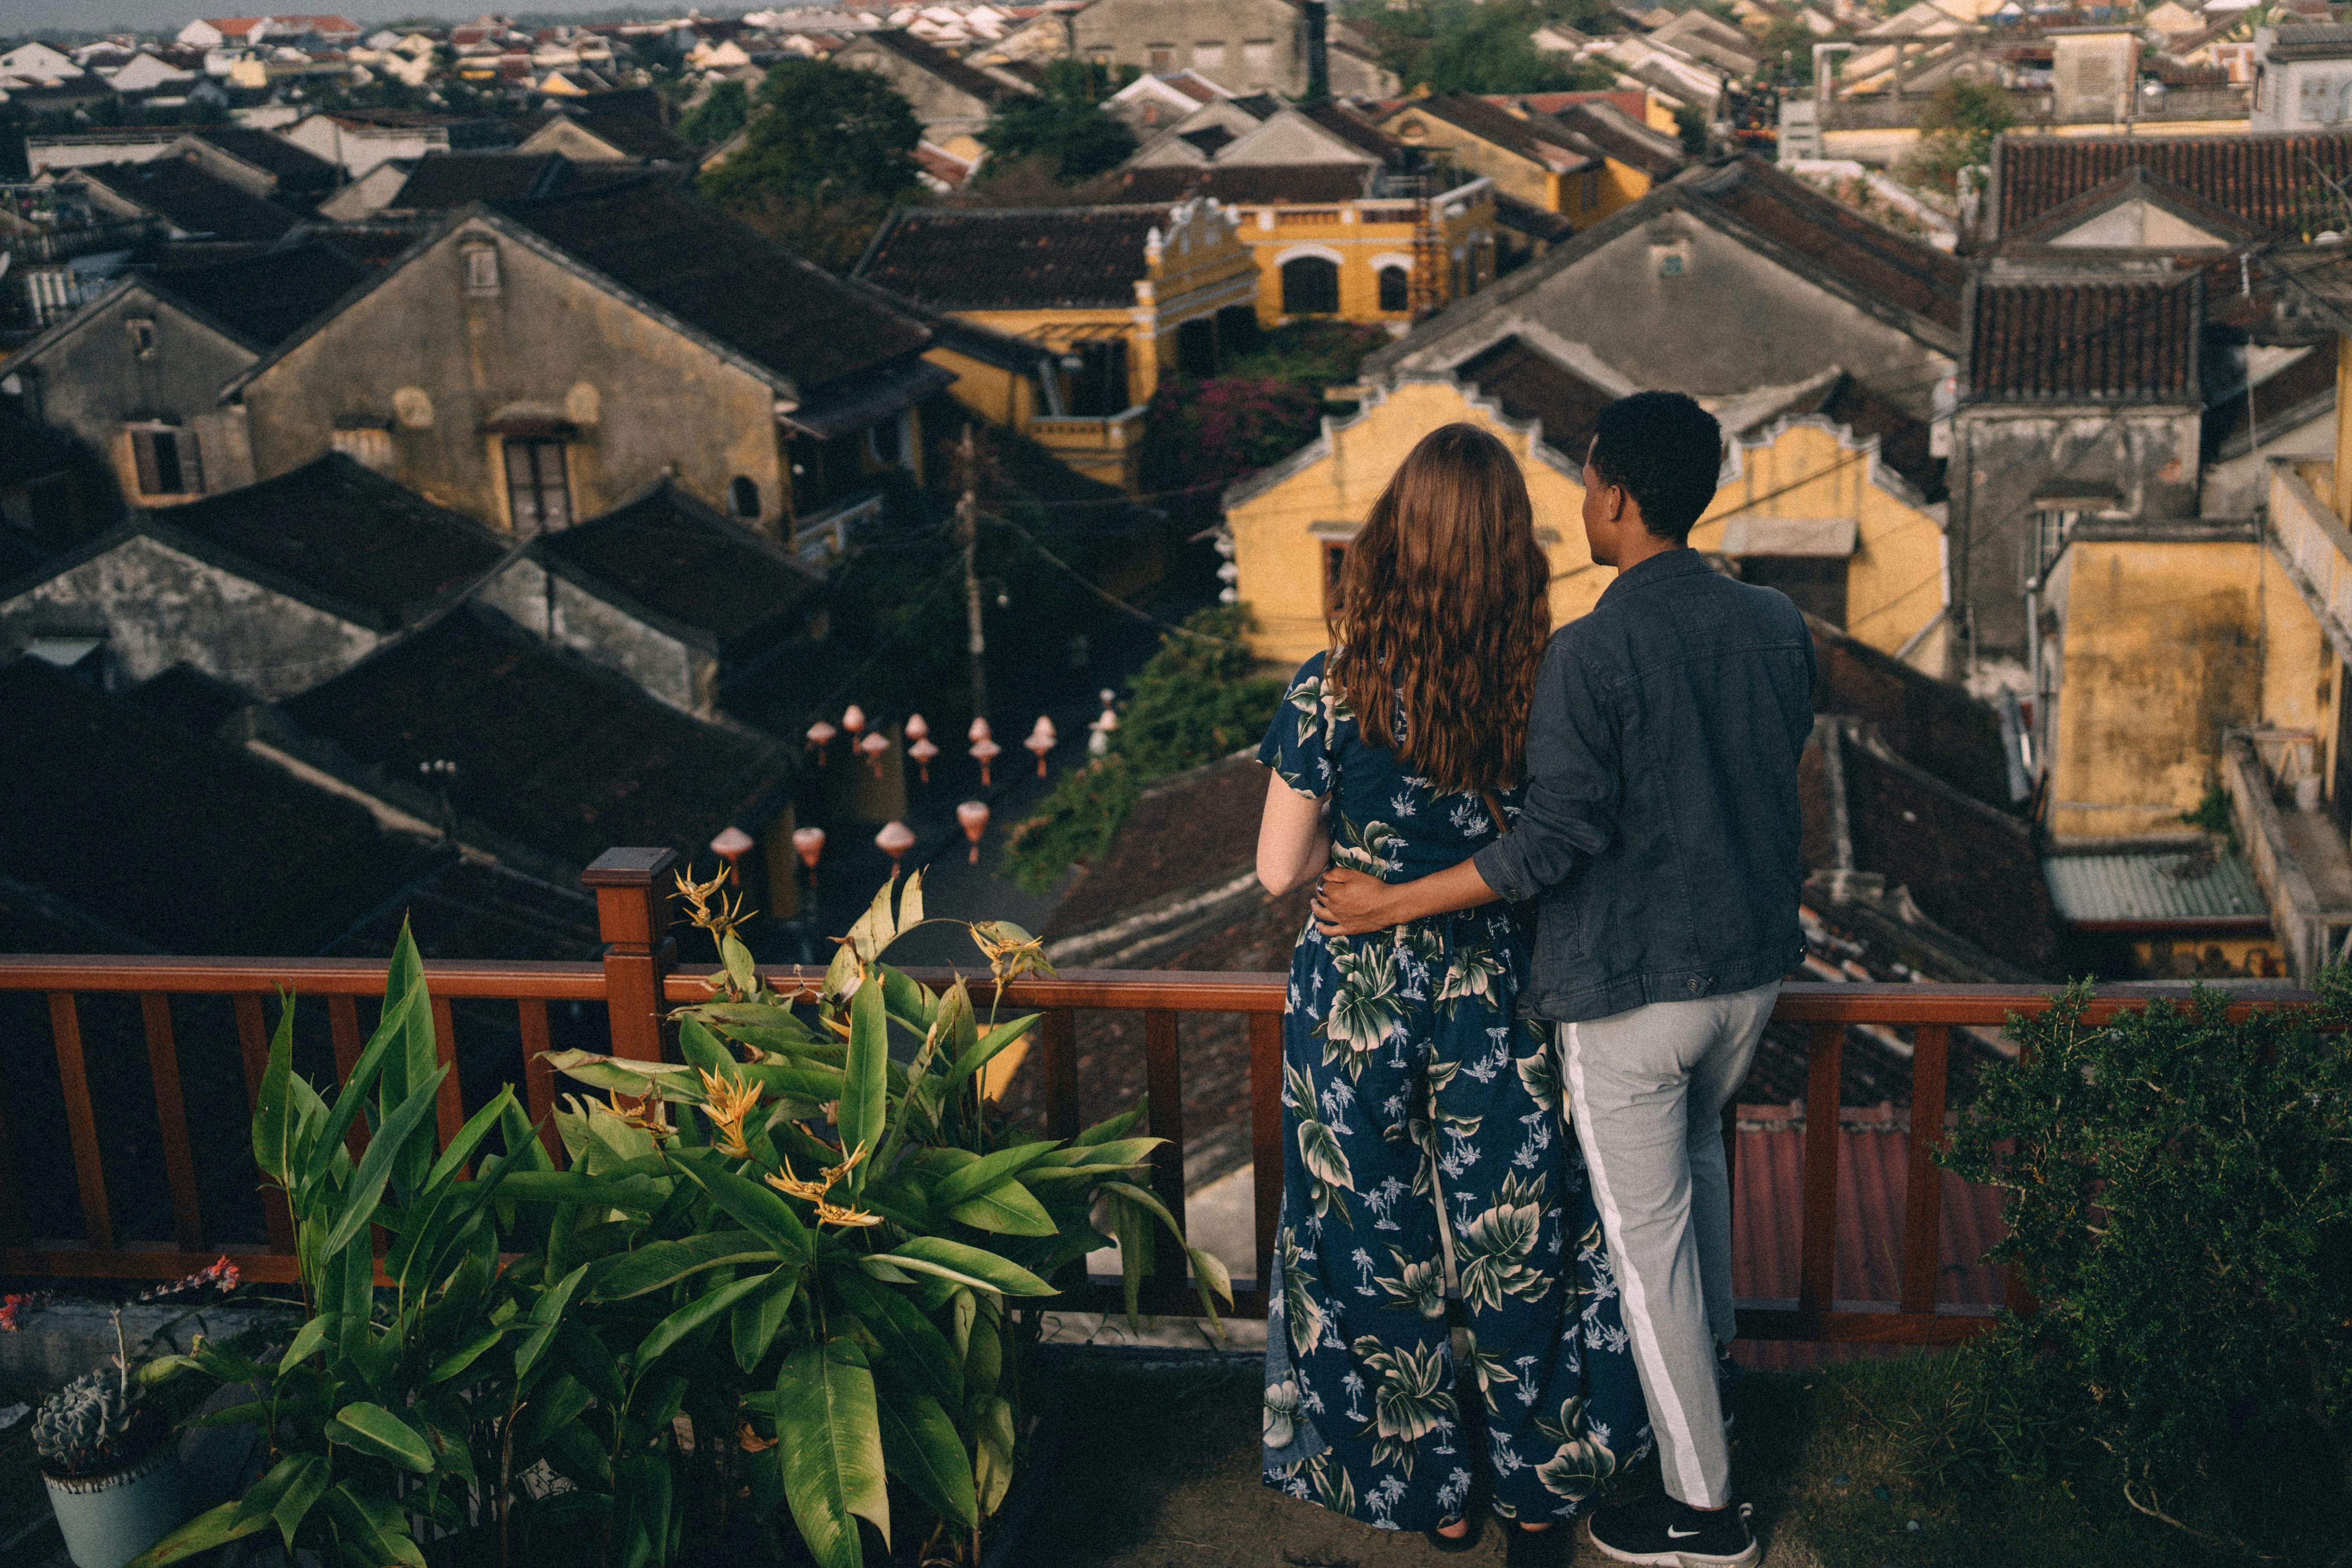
[323,858,600,961]
[190,125,340,193]
[491,177,932,398]
[1395,90,1599,172]
[2044,848,2268,926]
[279,604,790,872]
[515,89,695,161]
[1117,163,1373,204]
[158,453,509,628]
[1993,131,2352,238]
[1999,164,2264,248]
[75,157,302,243]
[1492,189,1577,242]
[392,150,571,207]
[1778,371,1944,503]
[149,239,371,349]
[1297,99,1401,160]
[1453,334,1617,458]
[1552,99,1686,178]
[541,482,822,653]
[1696,158,1965,332]
[0,655,446,956]
[2204,340,2336,460]
[851,28,1022,102]
[1964,279,2200,403]
[1810,617,2015,810]
[855,204,1165,309]
[1044,753,1264,942]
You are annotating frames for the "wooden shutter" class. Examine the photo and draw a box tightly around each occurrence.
[131,431,163,496]
[538,443,570,529]
[505,441,541,532]
[174,430,205,495]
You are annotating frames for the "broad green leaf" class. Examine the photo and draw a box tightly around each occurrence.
[930,1142,1057,1210]
[423,1085,516,1191]
[669,1151,812,1263]
[738,1060,847,1102]
[946,1180,1057,1237]
[494,1171,662,1210]
[514,1261,590,1385]
[250,994,297,1188]
[877,1390,976,1531]
[694,1001,820,1033]
[678,1017,735,1078]
[1028,1136,1161,1171]
[947,1012,1038,1094]
[324,1482,426,1568]
[586,1232,777,1301]
[1072,1103,1146,1145]
[230,1452,315,1528]
[776,1340,889,1568]
[972,1393,1016,1517]
[270,1453,331,1550]
[377,924,440,1207]
[843,879,897,965]
[635,1271,772,1369]
[720,930,759,997]
[125,1501,268,1568]
[324,1401,433,1473]
[317,1061,449,1260]
[424,1326,503,1384]
[301,969,421,1193]
[732,1266,797,1372]
[276,1314,334,1373]
[869,1237,1054,1297]
[834,1271,960,1410]
[837,981,888,1173]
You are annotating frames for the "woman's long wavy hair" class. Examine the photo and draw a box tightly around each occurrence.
[1327,423,1552,795]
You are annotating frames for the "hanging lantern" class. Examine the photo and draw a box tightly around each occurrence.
[970,735,1001,786]
[956,800,990,864]
[904,713,931,743]
[792,826,826,885]
[1025,715,1057,777]
[968,716,992,743]
[875,819,916,878]
[842,704,866,738]
[805,719,836,767]
[858,730,890,777]
[908,735,940,783]
[709,825,755,885]
[1088,689,1119,757]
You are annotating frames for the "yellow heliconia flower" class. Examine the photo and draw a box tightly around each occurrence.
[765,1160,829,1202]
[762,1143,873,1226]
[972,921,1053,986]
[812,1198,884,1229]
[697,1068,763,1159]
[674,865,753,936]
[596,1089,672,1137]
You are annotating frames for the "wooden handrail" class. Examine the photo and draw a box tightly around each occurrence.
[0,847,2315,1340]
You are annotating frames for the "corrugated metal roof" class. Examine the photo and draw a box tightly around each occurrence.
[2043,849,2267,926]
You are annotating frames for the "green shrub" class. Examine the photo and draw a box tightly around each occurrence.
[1001,607,1284,893]
[1932,978,2352,1551]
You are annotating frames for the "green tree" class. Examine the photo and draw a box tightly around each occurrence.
[1362,0,1617,94]
[698,60,923,270]
[979,60,1137,185]
[1757,16,1819,84]
[678,77,748,146]
[1901,79,2015,193]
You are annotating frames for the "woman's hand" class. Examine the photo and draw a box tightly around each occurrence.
[1313,866,1410,937]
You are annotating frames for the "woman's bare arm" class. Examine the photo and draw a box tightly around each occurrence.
[1257,771,1331,896]
[1313,860,1499,936]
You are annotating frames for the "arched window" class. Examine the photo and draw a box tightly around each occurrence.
[1377,264,1409,313]
[1281,255,1340,315]
[729,475,759,518]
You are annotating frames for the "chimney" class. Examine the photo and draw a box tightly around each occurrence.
[1303,0,1329,103]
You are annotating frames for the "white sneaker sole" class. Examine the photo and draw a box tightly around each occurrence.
[1582,1521,1762,1568]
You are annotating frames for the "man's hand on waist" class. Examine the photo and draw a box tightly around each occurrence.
[1313,860,1500,938]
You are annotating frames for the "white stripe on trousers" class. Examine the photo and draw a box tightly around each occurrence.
[1563,1019,1719,1508]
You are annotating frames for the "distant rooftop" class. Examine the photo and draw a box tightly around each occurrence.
[2044,848,2269,928]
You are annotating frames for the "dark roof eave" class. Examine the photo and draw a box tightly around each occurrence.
[782,356,958,440]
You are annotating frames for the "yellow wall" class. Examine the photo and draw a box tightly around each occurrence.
[1232,193,1493,326]
[1377,106,1556,210]
[1227,382,1949,673]
[1692,418,1946,669]
[927,344,1042,432]
[1556,158,1652,227]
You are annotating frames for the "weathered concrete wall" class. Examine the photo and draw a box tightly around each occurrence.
[1074,0,1307,95]
[0,533,379,699]
[477,556,712,714]
[1948,407,2200,661]
[1384,207,1954,421]
[14,283,258,505]
[238,218,788,537]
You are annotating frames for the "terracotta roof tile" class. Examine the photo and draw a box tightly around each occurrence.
[541,482,822,653]
[74,157,301,244]
[855,204,1168,308]
[1118,163,1373,204]
[1453,334,1616,457]
[1994,131,2352,238]
[1697,158,1966,332]
[1964,278,2200,403]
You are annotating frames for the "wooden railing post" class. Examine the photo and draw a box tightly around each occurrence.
[584,849,679,1065]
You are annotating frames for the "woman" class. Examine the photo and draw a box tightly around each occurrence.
[1254,424,1650,1552]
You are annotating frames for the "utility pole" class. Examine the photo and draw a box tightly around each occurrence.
[955,424,987,723]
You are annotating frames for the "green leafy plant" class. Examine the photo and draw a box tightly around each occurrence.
[536,866,1226,1567]
[1003,606,1284,892]
[1933,979,2352,1553]
[978,59,1138,185]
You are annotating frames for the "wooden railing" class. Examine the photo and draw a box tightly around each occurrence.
[0,849,2307,1341]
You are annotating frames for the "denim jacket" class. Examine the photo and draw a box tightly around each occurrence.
[1471,549,1815,1022]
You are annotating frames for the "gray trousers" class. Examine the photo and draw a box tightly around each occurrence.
[1561,981,1777,1509]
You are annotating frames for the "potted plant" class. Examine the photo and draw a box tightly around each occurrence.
[34,1313,187,1568]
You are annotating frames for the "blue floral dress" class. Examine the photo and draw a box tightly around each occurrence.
[1258,652,1651,1533]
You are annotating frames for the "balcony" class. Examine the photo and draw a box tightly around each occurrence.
[1028,406,1148,494]
[0,845,2283,1350]
[789,486,884,563]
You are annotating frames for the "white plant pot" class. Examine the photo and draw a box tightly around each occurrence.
[2296,774,2324,813]
[43,1444,187,1568]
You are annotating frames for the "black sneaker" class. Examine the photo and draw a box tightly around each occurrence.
[1586,1495,1760,1568]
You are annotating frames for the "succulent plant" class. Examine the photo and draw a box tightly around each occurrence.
[32,1315,152,1478]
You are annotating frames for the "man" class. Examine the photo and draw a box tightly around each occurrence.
[1312,391,1814,1567]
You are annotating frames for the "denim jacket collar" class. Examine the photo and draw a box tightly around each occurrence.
[1595,547,1713,610]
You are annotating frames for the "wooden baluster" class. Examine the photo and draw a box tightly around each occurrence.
[328,995,368,1161]
[583,849,679,1066]
[49,993,112,1253]
[1039,1009,1078,1143]
[1142,1010,1188,1290]
[518,999,562,1165]
[1900,1024,1950,1317]
[141,995,204,1251]
[1798,1020,1843,1324]
[1249,1011,1282,1306]
[233,994,295,1253]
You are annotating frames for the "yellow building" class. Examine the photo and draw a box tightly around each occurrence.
[1375,91,1685,228]
[1221,340,1950,672]
[855,197,1259,490]
[1216,177,1498,326]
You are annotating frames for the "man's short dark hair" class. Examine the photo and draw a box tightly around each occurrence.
[1587,391,1723,544]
